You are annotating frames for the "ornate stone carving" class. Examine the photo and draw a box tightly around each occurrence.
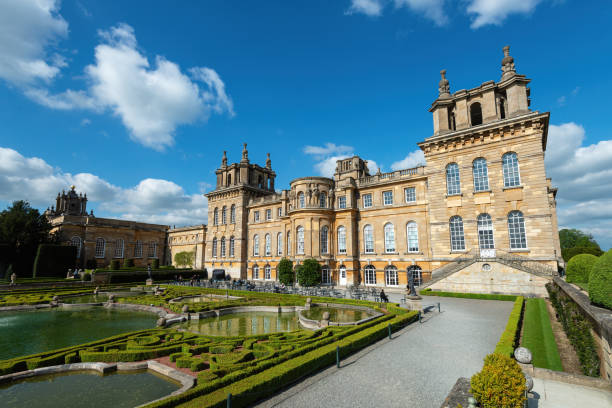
[501,45,516,81]
[514,346,532,364]
[438,69,450,98]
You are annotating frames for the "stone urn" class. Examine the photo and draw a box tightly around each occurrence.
[514,347,533,364]
[181,305,189,314]
[320,310,330,328]
[305,297,312,310]
[93,286,99,295]
[52,295,59,302]
[156,317,167,327]
[108,294,115,303]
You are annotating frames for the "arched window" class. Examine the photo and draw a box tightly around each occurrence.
[321,266,331,284]
[265,233,271,256]
[222,206,227,224]
[264,265,271,280]
[114,238,124,258]
[253,265,259,280]
[337,226,347,254]
[406,221,419,253]
[446,163,461,195]
[148,241,157,258]
[227,173,231,186]
[319,192,327,208]
[253,235,260,256]
[230,205,236,224]
[385,266,398,286]
[212,238,217,257]
[95,237,105,258]
[71,236,82,258]
[408,265,422,287]
[477,214,495,249]
[472,158,489,192]
[298,192,305,208]
[449,216,465,251]
[364,265,376,285]
[297,226,304,254]
[134,240,143,258]
[364,225,374,254]
[384,223,395,253]
[320,226,328,254]
[502,152,521,187]
[229,236,235,257]
[220,237,226,257]
[213,207,219,225]
[508,211,527,250]
[287,234,291,255]
[277,232,283,255]
[470,102,482,126]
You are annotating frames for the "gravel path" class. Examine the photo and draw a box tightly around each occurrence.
[260,296,513,408]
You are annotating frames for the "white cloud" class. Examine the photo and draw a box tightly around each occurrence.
[2,6,233,151]
[0,147,207,226]
[346,0,385,16]
[466,0,542,29]
[0,0,68,86]
[394,0,448,26]
[546,123,612,249]
[303,143,380,177]
[390,149,426,170]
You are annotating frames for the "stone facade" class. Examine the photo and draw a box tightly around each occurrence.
[204,46,563,293]
[167,225,206,269]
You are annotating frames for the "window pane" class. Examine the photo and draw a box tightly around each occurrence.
[508,211,527,249]
[477,214,495,249]
[265,234,271,255]
[384,223,395,253]
[385,267,398,286]
[297,227,304,254]
[338,196,346,209]
[473,158,490,192]
[364,225,374,253]
[230,237,235,257]
[299,193,305,208]
[383,191,393,205]
[407,222,419,252]
[277,233,283,255]
[365,266,376,285]
[338,226,346,254]
[319,193,326,208]
[95,238,105,258]
[405,187,416,203]
[449,216,465,251]
[363,194,372,208]
[321,267,331,284]
[502,153,521,187]
[446,163,461,195]
[254,235,259,256]
[320,227,328,254]
[408,266,422,287]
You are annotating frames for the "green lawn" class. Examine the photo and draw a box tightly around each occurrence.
[574,282,588,291]
[521,298,563,371]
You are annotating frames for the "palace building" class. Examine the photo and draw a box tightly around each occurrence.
[204,46,562,295]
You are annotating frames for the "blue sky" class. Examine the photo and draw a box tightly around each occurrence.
[1,0,611,248]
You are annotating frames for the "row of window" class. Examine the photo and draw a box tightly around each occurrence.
[253,207,283,223]
[446,152,521,196]
[73,237,158,259]
[449,211,527,251]
[213,205,236,226]
[250,264,423,287]
[211,236,237,258]
[361,187,416,209]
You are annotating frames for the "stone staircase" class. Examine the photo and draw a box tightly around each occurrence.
[420,249,558,291]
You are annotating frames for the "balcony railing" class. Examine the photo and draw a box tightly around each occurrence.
[358,166,425,186]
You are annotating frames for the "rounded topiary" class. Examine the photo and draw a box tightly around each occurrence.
[566,253,598,284]
[588,250,612,310]
[470,353,526,408]
[277,258,294,286]
[296,259,321,287]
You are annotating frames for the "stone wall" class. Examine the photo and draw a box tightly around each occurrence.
[428,261,549,296]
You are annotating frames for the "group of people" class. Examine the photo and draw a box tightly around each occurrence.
[66,269,83,279]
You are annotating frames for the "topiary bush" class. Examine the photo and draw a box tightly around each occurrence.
[588,250,612,310]
[562,246,603,262]
[152,258,160,269]
[123,258,134,268]
[277,258,294,286]
[566,253,598,284]
[470,353,526,408]
[296,258,321,287]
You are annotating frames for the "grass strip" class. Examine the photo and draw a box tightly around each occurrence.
[521,298,563,371]
[420,288,517,301]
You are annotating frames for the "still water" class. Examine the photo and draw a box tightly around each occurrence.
[176,311,300,336]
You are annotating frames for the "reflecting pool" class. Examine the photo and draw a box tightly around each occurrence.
[301,307,370,323]
[0,308,157,360]
[60,294,109,304]
[180,295,225,303]
[0,370,179,408]
[176,311,300,336]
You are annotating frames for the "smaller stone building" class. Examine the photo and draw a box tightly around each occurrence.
[167,225,206,269]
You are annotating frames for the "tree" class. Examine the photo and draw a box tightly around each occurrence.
[174,251,194,268]
[566,253,598,284]
[0,201,58,276]
[277,258,294,286]
[559,229,603,262]
[588,250,612,310]
[562,246,603,263]
[296,258,321,287]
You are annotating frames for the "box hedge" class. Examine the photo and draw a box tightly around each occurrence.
[493,296,524,357]
[588,250,612,310]
[566,253,598,284]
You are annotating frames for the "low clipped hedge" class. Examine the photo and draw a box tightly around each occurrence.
[493,296,524,357]
[588,250,612,310]
[420,288,518,301]
[566,253,598,284]
[471,353,526,408]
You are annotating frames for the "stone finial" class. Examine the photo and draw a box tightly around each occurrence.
[222,150,228,167]
[181,305,189,313]
[501,45,516,81]
[265,152,271,169]
[438,69,450,98]
[156,317,167,327]
[241,143,249,163]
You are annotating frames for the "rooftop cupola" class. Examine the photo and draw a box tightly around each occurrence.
[438,69,451,99]
[501,45,516,81]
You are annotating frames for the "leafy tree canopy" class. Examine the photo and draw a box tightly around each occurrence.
[296,258,321,287]
[174,251,194,268]
[277,258,294,286]
[559,229,600,251]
